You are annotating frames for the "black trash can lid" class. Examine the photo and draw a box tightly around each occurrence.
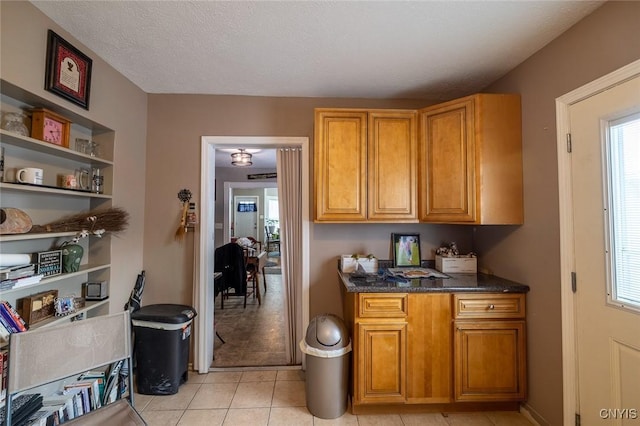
[130,304,197,324]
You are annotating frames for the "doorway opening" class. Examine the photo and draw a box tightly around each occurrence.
[214,181,284,367]
[195,136,310,373]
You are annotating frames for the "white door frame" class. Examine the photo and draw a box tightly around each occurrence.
[556,59,640,425]
[194,136,310,373]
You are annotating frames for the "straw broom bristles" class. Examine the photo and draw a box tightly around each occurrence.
[174,202,189,241]
[31,207,129,234]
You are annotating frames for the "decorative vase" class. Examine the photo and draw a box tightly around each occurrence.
[61,243,83,273]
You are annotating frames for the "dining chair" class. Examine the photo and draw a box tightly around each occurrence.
[243,247,262,307]
[214,242,256,309]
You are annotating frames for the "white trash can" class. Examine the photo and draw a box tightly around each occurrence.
[300,314,352,419]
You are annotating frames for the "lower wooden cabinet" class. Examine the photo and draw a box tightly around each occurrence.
[351,293,408,405]
[454,320,526,401]
[356,322,407,404]
[406,293,452,404]
[453,293,527,402]
[342,289,527,412]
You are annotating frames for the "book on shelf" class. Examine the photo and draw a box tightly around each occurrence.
[78,370,106,403]
[64,381,99,414]
[13,273,45,289]
[0,274,44,291]
[64,377,102,411]
[0,348,6,404]
[24,405,62,426]
[0,300,28,332]
[43,390,79,421]
[71,391,84,417]
[0,263,35,281]
[0,279,18,291]
[102,360,124,405]
[0,308,19,334]
[0,319,10,342]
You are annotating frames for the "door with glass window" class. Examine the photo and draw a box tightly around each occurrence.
[233,196,258,240]
[570,75,640,424]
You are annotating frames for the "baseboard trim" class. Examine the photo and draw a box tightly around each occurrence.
[208,365,302,373]
[520,402,548,426]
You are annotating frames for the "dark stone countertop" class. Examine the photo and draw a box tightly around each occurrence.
[339,269,529,294]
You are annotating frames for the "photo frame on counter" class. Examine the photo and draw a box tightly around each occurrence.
[392,233,421,267]
[44,29,93,109]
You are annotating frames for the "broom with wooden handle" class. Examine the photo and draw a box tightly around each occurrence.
[175,201,189,241]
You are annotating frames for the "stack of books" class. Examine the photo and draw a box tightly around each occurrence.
[19,369,111,425]
[0,264,43,291]
[0,300,29,338]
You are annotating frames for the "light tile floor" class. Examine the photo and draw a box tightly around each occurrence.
[134,370,536,426]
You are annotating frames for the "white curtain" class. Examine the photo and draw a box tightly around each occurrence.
[276,147,303,364]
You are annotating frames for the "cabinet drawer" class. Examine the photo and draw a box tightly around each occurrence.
[453,293,525,319]
[358,294,408,318]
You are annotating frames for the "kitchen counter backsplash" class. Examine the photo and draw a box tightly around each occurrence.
[339,260,529,293]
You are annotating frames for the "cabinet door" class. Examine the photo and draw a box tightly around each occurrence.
[368,111,417,221]
[356,322,407,404]
[454,320,526,401]
[406,293,452,403]
[314,110,367,221]
[418,99,476,222]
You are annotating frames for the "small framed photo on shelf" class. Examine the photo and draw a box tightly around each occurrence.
[392,233,421,267]
[44,29,93,109]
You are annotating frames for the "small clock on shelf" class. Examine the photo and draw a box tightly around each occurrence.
[30,107,71,148]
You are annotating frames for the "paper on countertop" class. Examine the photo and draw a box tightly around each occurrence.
[0,253,32,267]
[386,268,449,279]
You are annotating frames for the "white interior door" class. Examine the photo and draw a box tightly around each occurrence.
[570,75,640,424]
[233,195,258,239]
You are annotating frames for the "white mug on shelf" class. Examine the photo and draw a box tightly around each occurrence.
[16,167,43,185]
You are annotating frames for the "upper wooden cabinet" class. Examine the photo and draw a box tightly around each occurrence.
[418,94,523,224]
[314,94,523,225]
[314,109,417,222]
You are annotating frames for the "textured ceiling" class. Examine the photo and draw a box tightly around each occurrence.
[29,1,604,169]
[30,0,604,101]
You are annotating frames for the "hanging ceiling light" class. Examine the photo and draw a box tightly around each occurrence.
[231,149,253,166]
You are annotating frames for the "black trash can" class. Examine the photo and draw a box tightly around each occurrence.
[131,304,197,395]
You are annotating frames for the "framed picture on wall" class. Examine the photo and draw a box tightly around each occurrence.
[392,233,421,267]
[44,30,93,109]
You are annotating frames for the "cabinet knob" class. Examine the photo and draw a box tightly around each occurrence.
[488,304,495,310]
